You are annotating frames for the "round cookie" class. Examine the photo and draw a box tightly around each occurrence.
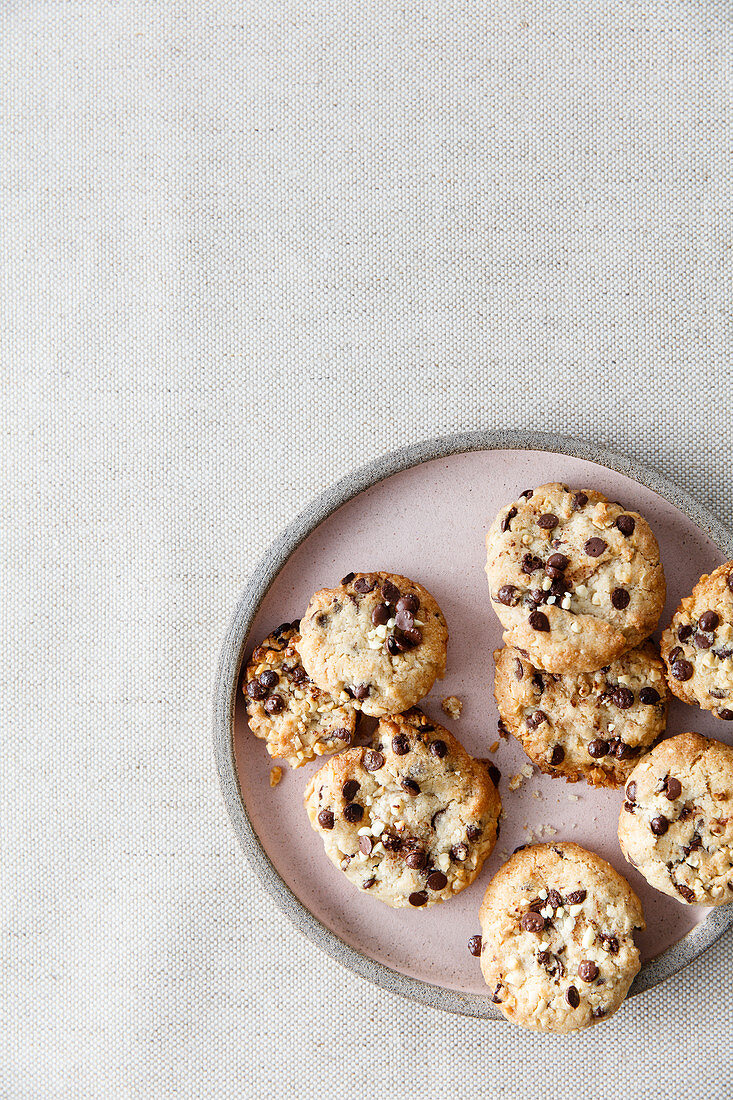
[493,641,668,787]
[485,483,666,673]
[297,572,448,718]
[618,732,733,906]
[479,842,644,1033]
[243,622,357,767]
[660,561,733,721]
[304,708,500,908]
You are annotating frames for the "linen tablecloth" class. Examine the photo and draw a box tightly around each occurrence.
[3,2,732,1096]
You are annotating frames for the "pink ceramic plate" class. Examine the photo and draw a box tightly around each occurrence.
[215,432,733,1016]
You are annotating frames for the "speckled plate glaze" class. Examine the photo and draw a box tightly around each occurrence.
[214,431,733,1018]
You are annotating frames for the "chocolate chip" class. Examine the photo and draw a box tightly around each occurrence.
[578,961,599,983]
[245,679,268,701]
[678,624,694,642]
[259,669,279,691]
[529,610,550,631]
[405,849,427,870]
[684,833,702,855]
[451,843,469,862]
[538,513,559,530]
[342,780,360,800]
[668,646,683,662]
[664,777,682,800]
[502,506,518,532]
[592,1006,606,1019]
[650,815,669,835]
[639,687,660,705]
[427,871,448,891]
[547,552,569,571]
[623,801,635,813]
[611,687,634,710]
[496,584,519,606]
[699,610,719,632]
[362,877,376,890]
[353,577,374,594]
[468,934,482,957]
[728,573,733,595]
[671,660,694,682]
[520,911,545,933]
[401,627,423,646]
[566,889,587,904]
[714,647,733,660]
[600,934,619,955]
[394,609,415,631]
[317,810,335,829]
[520,488,534,498]
[571,491,588,510]
[693,632,713,649]
[396,593,420,614]
[343,803,364,823]
[381,580,400,604]
[566,986,580,1008]
[329,728,352,745]
[512,657,524,680]
[547,889,563,909]
[584,537,607,557]
[386,635,400,655]
[615,514,635,536]
[626,781,637,803]
[359,835,373,855]
[611,587,630,610]
[401,778,420,795]
[381,833,401,852]
[371,603,390,626]
[531,673,545,695]
[264,695,285,714]
[467,824,482,841]
[521,553,545,574]
[549,744,565,765]
[525,710,548,730]
[491,983,503,1003]
[340,572,356,584]
[364,750,384,771]
[719,709,733,720]
[408,891,428,907]
[389,735,409,757]
[291,666,309,684]
[429,739,447,758]
[587,739,608,759]
[353,683,371,700]
[675,883,696,903]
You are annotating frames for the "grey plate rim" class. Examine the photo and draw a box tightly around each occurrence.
[213,429,733,1019]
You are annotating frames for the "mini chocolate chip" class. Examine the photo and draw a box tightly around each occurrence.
[571,491,588,510]
[259,669,279,691]
[468,934,482,957]
[600,934,619,955]
[381,833,401,852]
[665,777,682,800]
[521,553,545,574]
[427,871,448,891]
[671,660,694,682]
[359,835,373,855]
[615,514,636,536]
[549,744,565,765]
[245,679,268,701]
[650,815,669,835]
[364,750,384,771]
[429,739,448,758]
[496,584,519,606]
[525,710,548,730]
[408,891,428,907]
[668,646,683,662]
[547,552,569,571]
[353,577,374,594]
[538,513,559,529]
[566,986,580,1008]
[405,849,427,870]
[392,734,410,756]
[528,610,550,631]
[501,506,518,532]
[719,709,733,720]
[451,843,469,862]
[467,824,482,841]
[639,687,660,705]
[611,687,634,710]
[318,810,335,829]
[343,803,364,823]
[401,778,420,795]
[394,609,415,631]
[611,587,630,610]
[547,889,563,909]
[675,883,696,903]
[371,603,390,626]
[396,593,420,614]
[381,580,400,604]
[353,683,371,700]
[340,572,356,584]
[520,911,545,933]
[578,961,599,982]
[566,890,587,904]
[342,780,360,800]
[584,537,607,557]
[587,738,609,758]
[264,695,285,715]
[699,610,719,632]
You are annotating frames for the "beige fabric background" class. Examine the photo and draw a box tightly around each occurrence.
[3,2,733,1097]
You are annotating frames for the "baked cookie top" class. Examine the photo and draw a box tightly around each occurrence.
[297,572,448,717]
[243,622,357,767]
[304,708,500,909]
[493,641,668,787]
[618,732,733,906]
[479,842,644,1033]
[660,562,733,721]
[485,484,665,673]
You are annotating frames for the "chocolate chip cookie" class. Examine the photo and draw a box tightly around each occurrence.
[478,842,644,1033]
[304,708,500,908]
[243,622,357,767]
[660,562,733,721]
[493,641,668,787]
[618,732,733,906]
[298,572,448,717]
[485,484,666,674]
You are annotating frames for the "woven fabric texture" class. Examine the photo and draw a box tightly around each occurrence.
[3,2,733,1097]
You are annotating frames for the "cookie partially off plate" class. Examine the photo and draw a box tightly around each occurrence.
[215,431,733,1018]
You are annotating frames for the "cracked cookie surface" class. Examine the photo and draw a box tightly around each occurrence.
[298,572,448,717]
[493,641,668,787]
[304,708,500,908]
[243,623,357,767]
[660,562,733,721]
[479,842,644,1033]
[618,732,733,906]
[485,483,665,673]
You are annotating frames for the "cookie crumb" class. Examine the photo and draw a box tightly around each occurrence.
[441,695,463,719]
[509,774,524,791]
[489,740,499,753]
[269,766,283,787]
[567,794,579,803]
